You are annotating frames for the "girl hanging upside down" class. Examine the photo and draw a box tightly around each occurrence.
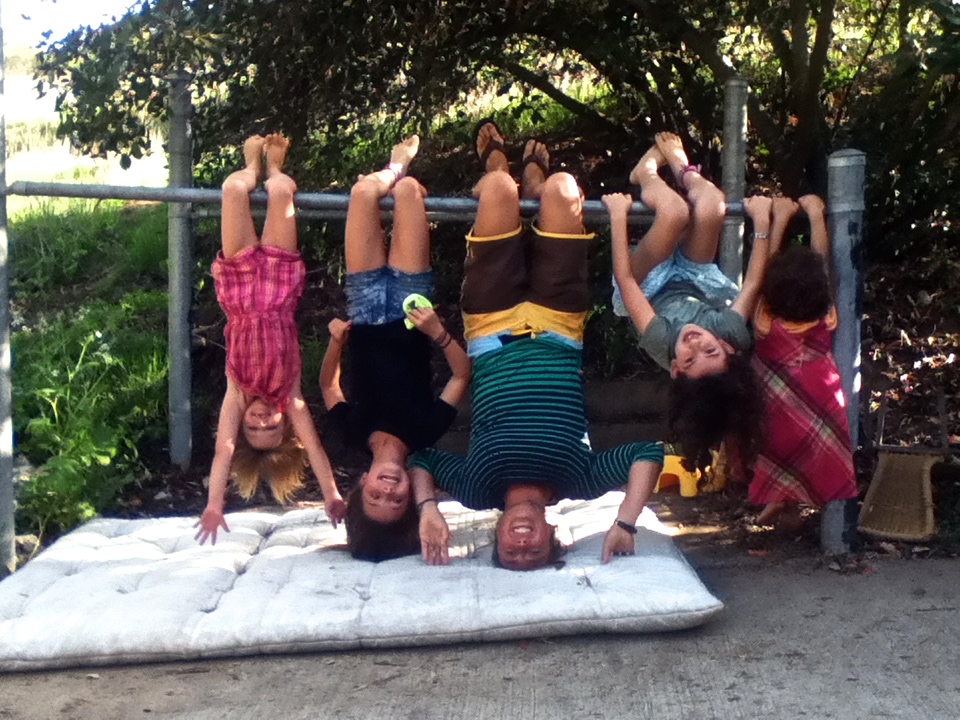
[195,133,343,545]
[603,132,765,474]
[320,135,471,562]
[745,194,858,527]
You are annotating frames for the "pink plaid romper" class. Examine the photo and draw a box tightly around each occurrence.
[212,245,306,411]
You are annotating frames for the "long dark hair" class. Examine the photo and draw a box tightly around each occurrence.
[343,484,420,562]
[668,353,764,474]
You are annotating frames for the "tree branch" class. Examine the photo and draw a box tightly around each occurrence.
[497,59,628,136]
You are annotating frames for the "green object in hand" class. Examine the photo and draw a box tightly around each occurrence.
[402,293,433,329]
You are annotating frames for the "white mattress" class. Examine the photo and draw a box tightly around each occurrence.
[0,492,723,671]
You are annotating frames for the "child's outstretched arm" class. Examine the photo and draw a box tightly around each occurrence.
[406,306,471,406]
[195,382,245,545]
[601,459,662,564]
[287,374,345,526]
[320,318,350,409]
[409,465,450,566]
[770,196,800,257]
[602,193,656,332]
[732,196,774,319]
[798,194,838,318]
[798,194,829,259]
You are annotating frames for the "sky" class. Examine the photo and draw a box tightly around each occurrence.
[2,0,139,49]
[1,0,168,185]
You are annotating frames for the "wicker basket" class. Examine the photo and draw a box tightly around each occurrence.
[858,451,938,541]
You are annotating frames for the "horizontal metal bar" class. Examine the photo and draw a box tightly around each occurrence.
[5,180,745,220]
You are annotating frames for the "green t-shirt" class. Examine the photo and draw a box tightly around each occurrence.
[639,280,751,370]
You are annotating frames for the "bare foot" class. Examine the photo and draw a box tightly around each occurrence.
[243,135,266,179]
[755,501,785,526]
[521,139,549,198]
[476,121,508,174]
[777,504,804,532]
[629,145,666,185]
[264,133,290,176]
[654,132,689,181]
[755,501,803,531]
[389,134,420,177]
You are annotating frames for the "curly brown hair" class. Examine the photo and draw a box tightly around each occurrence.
[231,420,307,504]
[343,484,420,562]
[668,353,764,474]
[762,245,831,323]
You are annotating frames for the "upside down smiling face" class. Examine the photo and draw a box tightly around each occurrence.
[360,461,412,523]
[495,501,556,571]
[671,323,735,379]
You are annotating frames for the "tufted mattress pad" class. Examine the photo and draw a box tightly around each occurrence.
[0,492,723,671]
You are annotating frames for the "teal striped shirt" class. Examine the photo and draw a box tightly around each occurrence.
[409,338,663,510]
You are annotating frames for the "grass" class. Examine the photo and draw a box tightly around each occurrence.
[10,200,170,540]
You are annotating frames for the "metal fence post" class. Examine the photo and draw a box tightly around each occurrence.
[0,1,15,576]
[720,76,749,283]
[168,71,193,468]
[822,149,866,555]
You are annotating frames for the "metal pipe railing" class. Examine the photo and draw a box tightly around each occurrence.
[5,181,745,220]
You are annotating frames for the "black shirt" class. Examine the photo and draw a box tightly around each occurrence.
[327,319,457,454]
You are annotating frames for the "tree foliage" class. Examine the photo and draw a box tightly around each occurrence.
[35,0,960,257]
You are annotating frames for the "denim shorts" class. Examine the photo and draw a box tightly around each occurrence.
[612,247,739,316]
[345,266,433,325]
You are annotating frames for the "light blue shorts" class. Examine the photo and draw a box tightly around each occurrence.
[467,330,581,358]
[345,266,433,325]
[612,247,739,316]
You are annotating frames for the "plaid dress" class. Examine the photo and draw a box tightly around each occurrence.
[749,317,858,507]
[212,245,306,411]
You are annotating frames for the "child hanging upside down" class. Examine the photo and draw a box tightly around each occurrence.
[320,135,471,562]
[196,134,342,545]
[409,120,664,571]
[602,132,765,474]
[745,194,858,527]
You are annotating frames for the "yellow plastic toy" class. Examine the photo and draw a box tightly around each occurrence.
[656,455,701,497]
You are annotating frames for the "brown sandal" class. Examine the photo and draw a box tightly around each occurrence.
[473,117,506,168]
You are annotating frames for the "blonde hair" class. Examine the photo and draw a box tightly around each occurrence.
[231,420,307,504]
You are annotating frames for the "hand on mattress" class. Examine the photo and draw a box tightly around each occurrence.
[195,506,230,545]
[324,495,347,528]
[419,505,450,566]
[601,523,635,564]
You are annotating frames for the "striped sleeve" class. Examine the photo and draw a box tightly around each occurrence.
[408,448,466,495]
[584,442,664,498]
